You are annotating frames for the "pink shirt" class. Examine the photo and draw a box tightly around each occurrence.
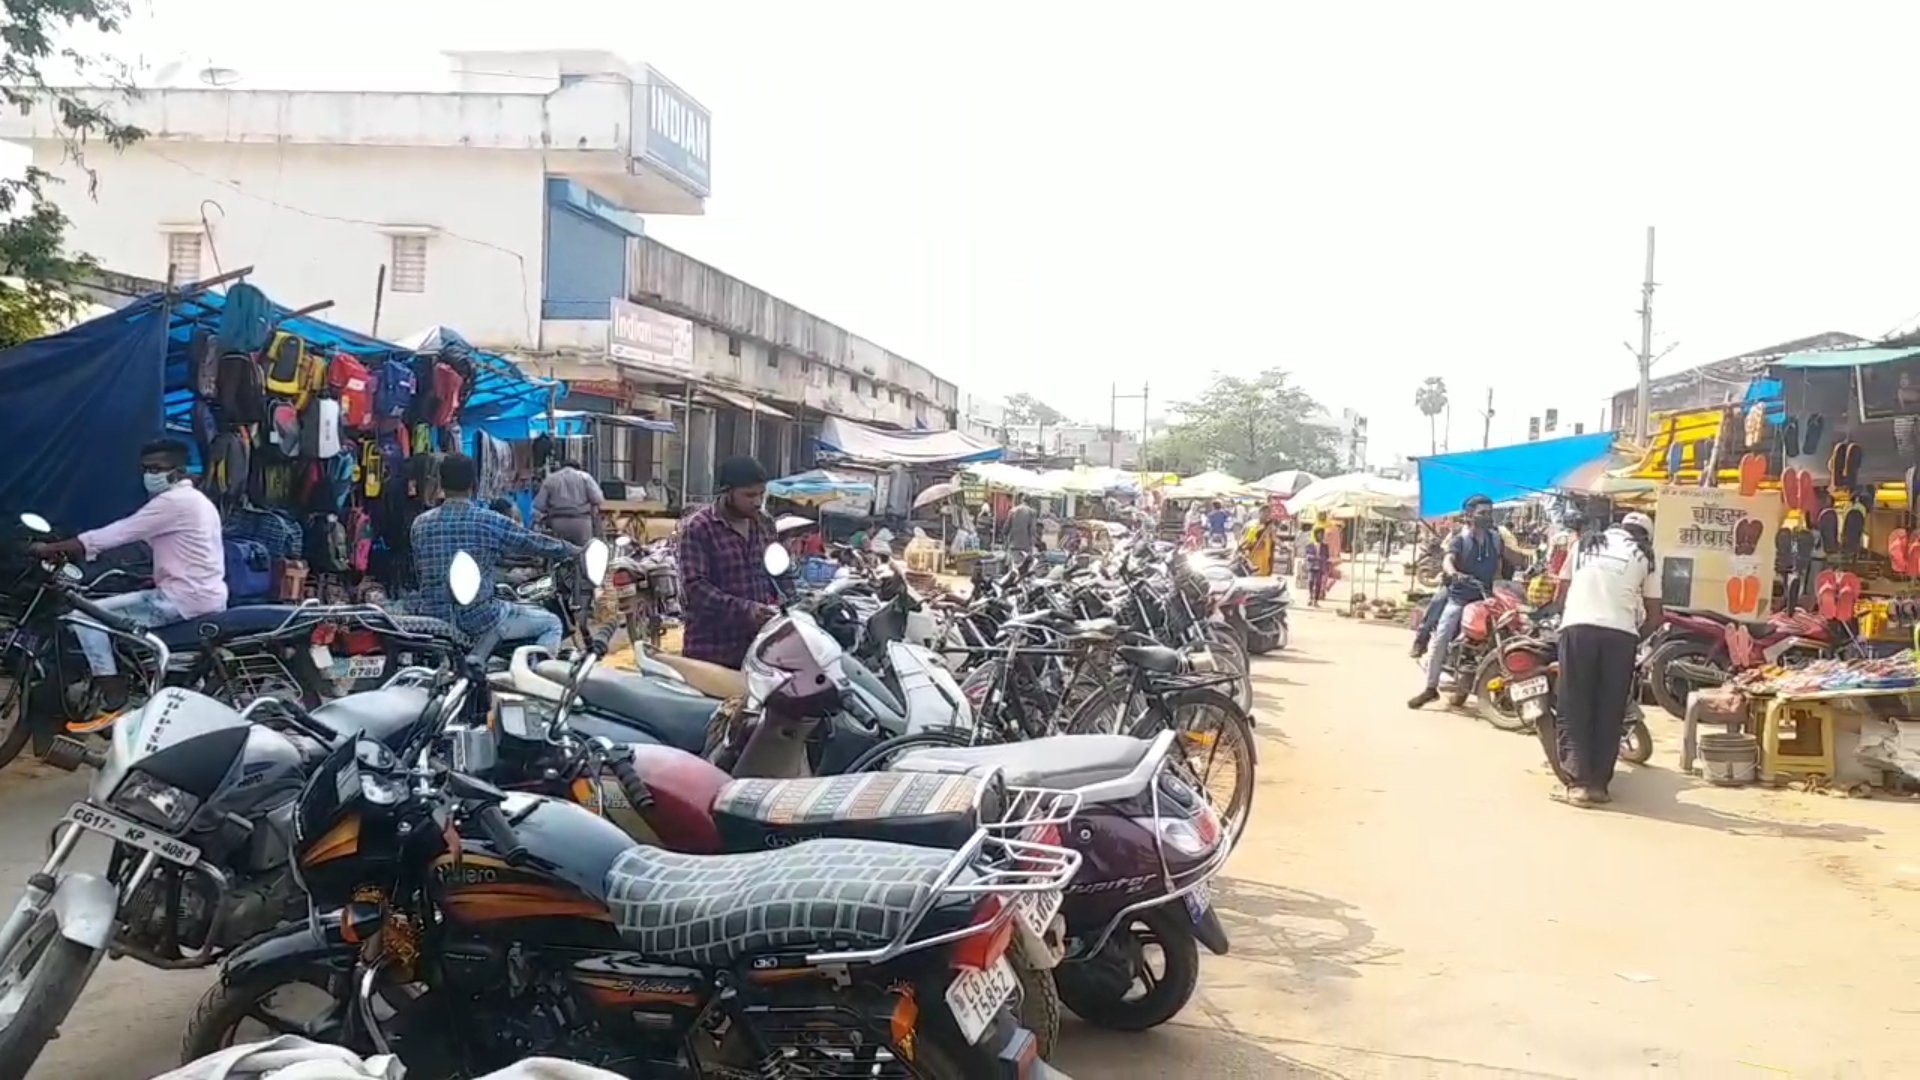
[77,482,228,618]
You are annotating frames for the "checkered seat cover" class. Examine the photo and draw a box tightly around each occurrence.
[604,839,960,968]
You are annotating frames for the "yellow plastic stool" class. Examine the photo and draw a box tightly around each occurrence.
[1759,699,1837,781]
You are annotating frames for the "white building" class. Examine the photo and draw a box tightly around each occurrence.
[0,48,963,500]
[1003,423,1143,469]
[957,389,1008,443]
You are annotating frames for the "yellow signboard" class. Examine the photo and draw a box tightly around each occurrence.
[1652,485,1782,617]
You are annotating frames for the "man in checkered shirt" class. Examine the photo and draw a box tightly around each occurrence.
[409,453,577,648]
[679,457,783,667]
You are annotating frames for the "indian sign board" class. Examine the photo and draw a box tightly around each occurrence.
[607,299,694,375]
[1652,485,1782,617]
[633,66,711,197]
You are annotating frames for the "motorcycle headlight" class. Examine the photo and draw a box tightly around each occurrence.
[110,770,200,833]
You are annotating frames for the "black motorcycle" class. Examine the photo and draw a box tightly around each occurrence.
[1502,634,1656,775]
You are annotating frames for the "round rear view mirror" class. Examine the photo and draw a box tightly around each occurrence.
[582,539,610,586]
[18,513,50,535]
[449,551,482,606]
[763,542,793,577]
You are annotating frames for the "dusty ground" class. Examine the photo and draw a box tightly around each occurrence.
[11,606,1920,1077]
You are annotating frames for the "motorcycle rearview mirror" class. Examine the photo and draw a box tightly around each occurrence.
[449,552,483,606]
[763,542,793,577]
[582,539,610,587]
[18,513,50,535]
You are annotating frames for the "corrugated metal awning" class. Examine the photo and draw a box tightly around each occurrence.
[699,385,792,420]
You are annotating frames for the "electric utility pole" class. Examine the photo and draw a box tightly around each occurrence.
[1479,387,1494,448]
[1634,226,1656,442]
[1109,382,1149,468]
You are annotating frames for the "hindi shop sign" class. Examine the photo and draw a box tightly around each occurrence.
[607,299,694,375]
[635,66,711,197]
[1652,485,1782,618]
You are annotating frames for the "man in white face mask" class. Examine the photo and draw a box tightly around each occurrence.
[28,438,227,717]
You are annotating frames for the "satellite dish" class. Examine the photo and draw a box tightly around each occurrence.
[198,66,241,87]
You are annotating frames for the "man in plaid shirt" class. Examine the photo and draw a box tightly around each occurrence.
[409,454,577,647]
[679,457,782,667]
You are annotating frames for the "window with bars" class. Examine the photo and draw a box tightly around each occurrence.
[165,232,202,282]
[389,235,428,293]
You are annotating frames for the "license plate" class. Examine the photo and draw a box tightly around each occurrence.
[1510,676,1549,701]
[1013,890,1063,967]
[63,802,200,866]
[1521,699,1545,721]
[613,584,637,599]
[330,655,387,680]
[1184,880,1212,923]
[944,956,1018,1045]
[1188,648,1217,673]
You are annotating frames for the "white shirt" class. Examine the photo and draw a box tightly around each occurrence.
[1555,527,1659,635]
[76,480,228,618]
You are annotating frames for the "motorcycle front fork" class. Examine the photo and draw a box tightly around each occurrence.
[0,825,158,963]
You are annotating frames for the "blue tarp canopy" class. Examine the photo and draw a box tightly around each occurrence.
[1773,345,1920,369]
[768,468,875,504]
[1415,432,1617,518]
[0,285,557,532]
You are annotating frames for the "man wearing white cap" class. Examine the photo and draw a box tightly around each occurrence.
[1550,510,1662,807]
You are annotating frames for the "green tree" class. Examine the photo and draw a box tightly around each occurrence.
[1144,368,1340,477]
[1003,392,1067,427]
[1414,376,1448,455]
[0,0,144,347]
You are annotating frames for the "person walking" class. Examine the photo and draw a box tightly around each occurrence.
[1549,511,1661,806]
[533,458,604,546]
[1005,497,1038,556]
[1242,504,1280,576]
[679,457,783,668]
[1408,494,1503,709]
[1205,500,1232,547]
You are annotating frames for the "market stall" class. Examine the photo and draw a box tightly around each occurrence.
[0,273,554,605]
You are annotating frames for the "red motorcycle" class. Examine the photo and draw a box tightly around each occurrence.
[1645,607,1841,718]
[1432,582,1532,709]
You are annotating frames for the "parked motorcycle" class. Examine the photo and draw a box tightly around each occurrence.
[1188,550,1290,655]
[1645,607,1841,718]
[182,552,1077,1078]
[608,535,679,650]
[1501,634,1655,767]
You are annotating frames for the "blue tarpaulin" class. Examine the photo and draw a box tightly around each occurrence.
[768,469,875,503]
[0,285,557,532]
[0,297,169,531]
[1416,432,1617,518]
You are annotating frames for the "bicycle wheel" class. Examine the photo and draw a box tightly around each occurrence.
[1203,628,1253,714]
[840,728,978,773]
[1065,680,1148,736]
[1129,686,1255,845]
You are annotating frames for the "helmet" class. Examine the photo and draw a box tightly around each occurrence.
[1620,511,1654,533]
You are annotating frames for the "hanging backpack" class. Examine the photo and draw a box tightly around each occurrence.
[375,359,416,419]
[328,353,374,428]
[299,397,342,459]
[215,351,266,425]
[428,361,463,426]
[305,514,350,574]
[218,283,274,353]
[361,440,384,498]
[406,452,441,503]
[344,505,372,572]
[266,400,301,457]
[264,332,308,401]
[201,429,251,502]
[189,327,220,400]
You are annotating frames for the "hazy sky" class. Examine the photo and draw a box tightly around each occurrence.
[63,1,1920,461]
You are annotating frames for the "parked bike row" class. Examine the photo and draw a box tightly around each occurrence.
[0,512,1285,1079]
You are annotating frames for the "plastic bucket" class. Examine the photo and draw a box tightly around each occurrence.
[1699,731,1760,786]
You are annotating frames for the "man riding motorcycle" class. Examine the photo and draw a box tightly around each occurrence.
[1409,493,1504,709]
[407,452,578,650]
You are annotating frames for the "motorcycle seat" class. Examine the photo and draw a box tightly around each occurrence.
[148,605,313,648]
[308,685,431,750]
[1118,644,1185,674]
[891,732,1159,791]
[604,838,976,968]
[1230,577,1284,596]
[535,661,718,756]
[710,772,992,852]
[386,614,471,650]
[650,652,748,701]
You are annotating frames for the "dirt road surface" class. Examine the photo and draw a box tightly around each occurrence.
[13,608,1920,1077]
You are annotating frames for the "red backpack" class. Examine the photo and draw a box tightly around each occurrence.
[429,361,464,427]
[328,353,374,428]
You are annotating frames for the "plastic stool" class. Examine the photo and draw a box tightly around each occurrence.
[1759,699,1837,780]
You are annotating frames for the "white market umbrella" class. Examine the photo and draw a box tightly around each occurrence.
[1252,469,1320,496]
[1286,472,1417,516]
[1163,470,1248,500]
[913,481,958,508]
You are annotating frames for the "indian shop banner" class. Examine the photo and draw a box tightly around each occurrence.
[1652,485,1783,617]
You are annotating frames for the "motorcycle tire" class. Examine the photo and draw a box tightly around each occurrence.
[1471,652,1529,733]
[180,961,359,1064]
[0,678,30,773]
[1647,638,1717,720]
[1009,936,1061,1060]
[1055,904,1200,1032]
[1619,717,1655,765]
[1245,621,1286,655]
[0,912,100,1080]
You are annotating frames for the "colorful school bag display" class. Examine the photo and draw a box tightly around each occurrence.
[327,352,374,428]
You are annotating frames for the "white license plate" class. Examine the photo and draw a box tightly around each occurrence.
[1184,880,1212,923]
[1510,676,1550,701]
[63,802,200,867]
[330,655,387,680]
[944,956,1018,1045]
[1520,699,1545,721]
[1013,890,1063,966]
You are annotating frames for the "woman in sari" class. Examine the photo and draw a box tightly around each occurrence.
[1242,503,1279,576]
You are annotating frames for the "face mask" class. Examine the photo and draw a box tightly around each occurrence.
[143,472,175,497]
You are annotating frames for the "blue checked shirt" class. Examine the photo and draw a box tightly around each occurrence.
[408,499,575,637]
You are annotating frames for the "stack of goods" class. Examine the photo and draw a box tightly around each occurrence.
[1727,653,1920,697]
[189,282,478,600]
